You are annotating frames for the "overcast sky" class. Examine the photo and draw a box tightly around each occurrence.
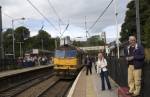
[0,0,129,42]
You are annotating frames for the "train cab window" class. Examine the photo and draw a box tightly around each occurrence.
[55,50,65,58]
[65,50,77,57]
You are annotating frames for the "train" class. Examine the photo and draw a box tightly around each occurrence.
[53,44,85,78]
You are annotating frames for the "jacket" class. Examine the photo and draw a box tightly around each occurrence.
[96,58,108,73]
[124,44,145,69]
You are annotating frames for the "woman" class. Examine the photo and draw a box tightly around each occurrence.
[97,52,111,90]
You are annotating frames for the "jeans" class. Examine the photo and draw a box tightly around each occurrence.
[86,65,92,75]
[100,71,111,90]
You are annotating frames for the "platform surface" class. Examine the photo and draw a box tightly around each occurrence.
[0,64,53,78]
[68,66,118,97]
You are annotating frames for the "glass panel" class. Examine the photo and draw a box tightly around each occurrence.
[65,50,77,57]
[55,50,65,58]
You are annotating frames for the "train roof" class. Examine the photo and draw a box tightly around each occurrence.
[56,44,84,53]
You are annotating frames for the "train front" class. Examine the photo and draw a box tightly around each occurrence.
[53,46,81,77]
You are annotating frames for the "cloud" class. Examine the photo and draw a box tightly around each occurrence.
[0,0,128,41]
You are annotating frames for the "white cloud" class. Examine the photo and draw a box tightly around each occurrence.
[0,0,128,42]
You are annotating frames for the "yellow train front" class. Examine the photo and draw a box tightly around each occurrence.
[53,44,84,78]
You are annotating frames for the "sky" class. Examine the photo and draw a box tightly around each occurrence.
[0,0,129,43]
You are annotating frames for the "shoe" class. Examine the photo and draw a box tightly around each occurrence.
[126,92,133,95]
[101,89,105,91]
[132,94,140,97]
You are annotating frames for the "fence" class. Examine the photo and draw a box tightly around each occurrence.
[107,57,150,97]
[0,59,17,71]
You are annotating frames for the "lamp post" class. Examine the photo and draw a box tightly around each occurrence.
[12,17,25,59]
[135,0,141,45]
[0,6,4,59]
[41,39,43,50]
[16,42,24,57]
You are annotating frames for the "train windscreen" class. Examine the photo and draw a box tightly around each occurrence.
[55,50,65,58]
[55,50,77,58]
[65,50,77,57]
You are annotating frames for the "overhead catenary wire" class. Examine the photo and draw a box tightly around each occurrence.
[47,0,70,38]
[60,23,69,38]
[26,0,59,32]
[3,13,14,19]
[88,0,114,31]
[2,12,26,29]
[47,0,64,24]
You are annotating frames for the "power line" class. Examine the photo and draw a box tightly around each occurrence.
[60,23,69,38]
[88,0,114,31]
[3,13,14,19]
[47,0,72,38]
[26,0,59,32]
[47,0,64,24]
[2,13,25,27]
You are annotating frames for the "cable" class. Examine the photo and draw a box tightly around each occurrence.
[88,0,114,31]
[47,0,64,24]
[3,13,14,19]
[2,13,26,27]
[60,23,69,38]
[26,0,59,32]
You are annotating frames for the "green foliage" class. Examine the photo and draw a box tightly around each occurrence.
[15,26,30,42]
[73,35,105,47]
[3,27,56,58]
[72,41,87,47]
[120,0,150,47]
[25,30,55,51]
[144,18,150,47]
[3,28,13,54]
[87,35,105,46]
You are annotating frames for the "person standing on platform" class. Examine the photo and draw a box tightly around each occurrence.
[124,36,145,97]
[96,52,111,90]
[85,55,92,75]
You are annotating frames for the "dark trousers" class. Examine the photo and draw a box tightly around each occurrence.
[86,65,92,75]
[100,71,111,90]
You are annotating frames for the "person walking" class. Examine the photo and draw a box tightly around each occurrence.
[96,52,111,90]
[85,55,92,75]
[124,36,145,97]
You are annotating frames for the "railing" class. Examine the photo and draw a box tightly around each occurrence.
[0,59,17,71]
[107,56,150,97]
[0,58,51,72]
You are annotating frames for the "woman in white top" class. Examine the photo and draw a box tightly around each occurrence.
[97,52,111,90]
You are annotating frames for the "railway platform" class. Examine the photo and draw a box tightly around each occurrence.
[0,64,53,78]
[67,67,119,97]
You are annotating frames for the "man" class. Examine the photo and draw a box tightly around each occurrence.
[85,55,92,75]
[124,36,145,97]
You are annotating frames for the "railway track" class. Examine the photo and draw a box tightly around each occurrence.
[38,79,73,97]
[0,73,54,97]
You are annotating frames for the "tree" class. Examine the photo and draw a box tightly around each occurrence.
[120,0,150,47]
[15,26,30,42]
[87,35,105,46]
[3,28,13,54]
[72,35,105,47]
[144,18,150,47]
[28,30,55,50]
[13,26,30,57]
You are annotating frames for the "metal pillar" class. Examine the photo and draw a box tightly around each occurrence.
[0,6,4,59]
[114,0,120,59]
[135,0,141,45]
[12,20,15,59]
